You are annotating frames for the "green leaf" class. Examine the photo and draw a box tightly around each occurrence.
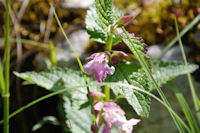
[151,61,199,90]
[122,35,152,70]
[106,62,151,118]
[106,61,198,117]
[62,97,92,133]
[85,4,123,45]
[15,67,100,132]
[14,67,98,107]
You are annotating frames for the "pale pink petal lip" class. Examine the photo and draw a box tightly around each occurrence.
[93,102,104,115]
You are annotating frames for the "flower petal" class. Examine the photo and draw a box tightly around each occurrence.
[103,102,125,116]
[83,60,95,74]
[118,118,140,133]
[102,124,112,133]
[93,102,104,115]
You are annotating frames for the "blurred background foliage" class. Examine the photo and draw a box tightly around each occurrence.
[0,0,200,133]
[0,0,199,62]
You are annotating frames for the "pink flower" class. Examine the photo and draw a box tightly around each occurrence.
[102,102,125,116]
[102,102,140,133]
[117,15,134,26]
[83,52,115,83]
[90,102,140,133]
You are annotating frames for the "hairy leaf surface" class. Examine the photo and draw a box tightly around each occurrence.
[106,62,151,118]
[62,97,92,133]
[15,67,99,132]
[150,61,198,90]
[106,61,198,117]
[14,67,98,106]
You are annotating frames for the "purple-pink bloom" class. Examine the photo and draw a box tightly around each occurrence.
[102,102,140,133]
[90,102,140,133]
[83,52,115,83]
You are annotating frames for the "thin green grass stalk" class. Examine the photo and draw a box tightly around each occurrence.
[51,4,98,132]
[174,18,200,123]
[0,59,5,94]
[0,82,191,132]
[3,0,10,132]
[168,81,200,133]
[0,37,73,57]
[155,14,200,60]
[0,37,49,48]
[122,27,185,133]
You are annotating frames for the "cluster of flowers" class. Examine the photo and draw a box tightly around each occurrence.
[91,93,140,133]
[83,52,140,133]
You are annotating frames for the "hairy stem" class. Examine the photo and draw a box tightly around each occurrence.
[106,26,114,52]
[105,85,110,102]
[105,26,114,102]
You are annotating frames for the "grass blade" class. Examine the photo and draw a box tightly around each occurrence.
[155,14,200,60]
[51,4,98,132]
[168,81,200,133]
[122,27,185,133]
[174,17,200,123]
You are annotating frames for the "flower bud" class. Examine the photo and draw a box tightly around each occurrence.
[87,91,105,101]
[117,15,134,26]
[111,51,130,64]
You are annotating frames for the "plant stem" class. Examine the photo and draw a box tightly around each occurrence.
[105,26,114,102]
[3,0,10,132]
[174,18,200,123]
[51,5,98,132]
[105,85,110,102]
[106,27,114,52]
[122,27,185,133]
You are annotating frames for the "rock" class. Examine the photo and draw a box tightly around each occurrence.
[147,44,190,61]
[56,29,90,67]
[62,0,94,9]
